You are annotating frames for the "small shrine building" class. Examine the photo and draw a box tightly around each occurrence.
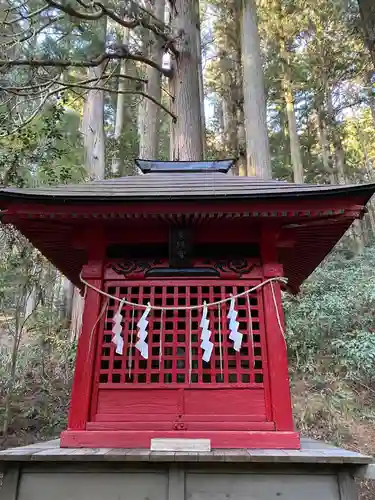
[0,159,374,451]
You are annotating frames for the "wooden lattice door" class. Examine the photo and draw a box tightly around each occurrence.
[90,280,273,432]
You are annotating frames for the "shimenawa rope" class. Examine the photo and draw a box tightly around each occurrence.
[79,272,287,311]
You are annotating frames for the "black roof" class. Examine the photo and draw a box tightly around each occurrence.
[0,172,374,203]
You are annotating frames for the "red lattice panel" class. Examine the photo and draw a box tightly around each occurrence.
[97,280,267,388]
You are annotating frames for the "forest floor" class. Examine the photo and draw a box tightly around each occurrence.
[0,366,374,498]
[292,370,375,499]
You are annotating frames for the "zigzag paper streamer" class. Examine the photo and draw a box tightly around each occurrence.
[227,296,243,351]
[200,303,213,362]
[135,304,151,359]
[112,300,125,355]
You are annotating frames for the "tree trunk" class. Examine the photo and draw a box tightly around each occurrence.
[169,0,204,160]
[370,98,375,129]
[326,87,364,249]
[234,21,246,177]
[357,0,375,67]
[220,56,238,157]
[138,0,164,160]
[316,107,335,184]
[237,106,247,176]
[25,287,36,318]
[112,27,130,175]
[284,81,304,183]
[197,11,206,159]
[357,123,375,236]
[326,88,346,184]
[62,277,74,327]
[81,63,106,179]
[82,17,107,180]
[2,321,19,437]
[272,0,303,182]
[367,71,375,128]
[2,292,24,437]
[240,0,272,178]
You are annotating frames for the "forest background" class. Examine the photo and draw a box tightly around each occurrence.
[0,0,374,497]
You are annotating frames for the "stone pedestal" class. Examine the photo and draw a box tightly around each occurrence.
[0,438,373,500]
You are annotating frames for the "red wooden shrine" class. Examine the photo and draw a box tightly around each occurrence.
[0,159,374,450]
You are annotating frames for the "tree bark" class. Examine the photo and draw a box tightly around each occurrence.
[197,11,207,159]
[284,81,304,183]
[271,0,303,182]
[325,86,364,249]
[81,17,107,180]
[370,98,375,129]
[81,63,106,179]
[220,55,238,157]
[326,88,346,184]
[112,27,130,175]
[169,0,204,160]
[237,105,247,176]
[357,0,375,67]
[2,282,29,437]
[357,123,375,236]
[240,0,272,178]
[138,0,164,160]
[367,71,375,128]
[62,277,74,327]
[316,106,335,184]
[2,315,20,437]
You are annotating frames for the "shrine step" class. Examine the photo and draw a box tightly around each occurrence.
[86,421,275,432]
[60,430,300,449]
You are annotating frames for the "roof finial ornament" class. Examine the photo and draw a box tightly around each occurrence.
[135,159,236,174]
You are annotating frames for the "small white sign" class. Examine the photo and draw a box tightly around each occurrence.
[151,438,211,452]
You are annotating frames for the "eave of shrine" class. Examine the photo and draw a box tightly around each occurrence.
[0,197,367,223]
[0,163,374,293]
[0,196,367,293]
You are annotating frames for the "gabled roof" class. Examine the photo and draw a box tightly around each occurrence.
[0,172,374,204]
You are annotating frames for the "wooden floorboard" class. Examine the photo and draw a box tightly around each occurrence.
[0,437,373,465]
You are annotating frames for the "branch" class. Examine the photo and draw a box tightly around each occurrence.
[0,90,51,137]
[5,5,50,24]
[57,80,176,119]
[44,0,176,47]
[1,75,60,97]
[43,0,103,20]
[2,76,62,93]
[4,16,62,46]
[161,85,174,99]
[0,75,174,135]
[87,72,147,85]
[6,72,146,94]
[0,51,172,77]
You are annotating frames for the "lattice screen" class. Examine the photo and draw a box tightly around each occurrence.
[97,281,265,386]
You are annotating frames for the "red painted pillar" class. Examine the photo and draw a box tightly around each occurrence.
[261,226,294,431]
[65,257,105,432]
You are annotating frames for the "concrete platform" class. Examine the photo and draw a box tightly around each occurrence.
[0,437,372,464]
[0,438,373,500]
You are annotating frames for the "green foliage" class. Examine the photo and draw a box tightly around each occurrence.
[285,245,375,381]
[0,101,85,188]
[0,335,75,441]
